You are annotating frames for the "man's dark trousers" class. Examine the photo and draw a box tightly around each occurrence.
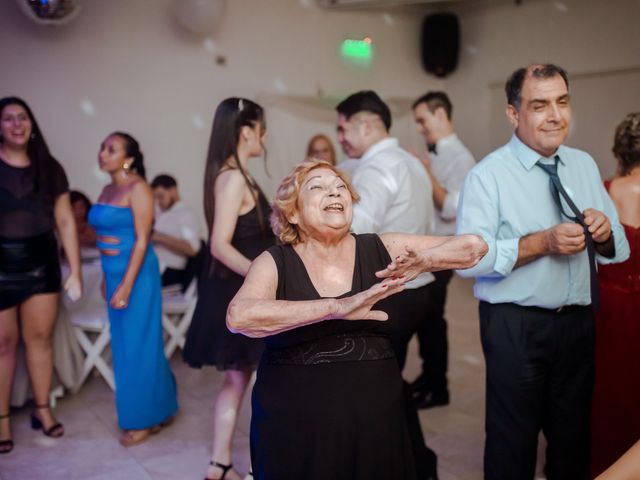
[479,301,594,480]
[415,269,453,394]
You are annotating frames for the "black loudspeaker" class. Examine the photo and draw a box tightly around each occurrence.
[421,13,459,78]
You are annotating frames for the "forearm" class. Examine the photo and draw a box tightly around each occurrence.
[120,238,149,289]
[595,233,615,258]
[212,243,252,277]
[227,297,338,338]
[431,176,448,212]
[58,220,81,277]
[424,234,487,271]
[515,230,549,268]
[153,232,197,257]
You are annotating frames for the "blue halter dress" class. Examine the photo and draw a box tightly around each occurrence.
[88,204,178,429]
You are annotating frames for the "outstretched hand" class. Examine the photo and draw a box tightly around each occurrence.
[333,277,405,321]
[375,246,428,283]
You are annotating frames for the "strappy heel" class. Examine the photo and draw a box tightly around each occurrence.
[205,460,237,480]
[0,413,13,454]
[30,404,64,438]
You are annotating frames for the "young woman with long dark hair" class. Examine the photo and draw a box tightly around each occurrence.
[88,132,178,447]
[183,98,275,480]
[0,97,82,454]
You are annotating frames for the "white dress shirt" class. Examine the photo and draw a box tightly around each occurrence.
[430,133,475,236]
[154,200,202,272]
[350,137,434,289]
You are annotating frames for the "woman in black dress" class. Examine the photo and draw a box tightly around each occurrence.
[183,98,275,480]
[227,159,487,480]
[0,97,82,454]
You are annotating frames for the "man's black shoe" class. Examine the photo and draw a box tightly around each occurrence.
[413,389,450,410]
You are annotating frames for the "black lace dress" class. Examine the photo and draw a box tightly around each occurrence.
[0,158,68,309]
[183,193,274,370]
[250,234,417,480]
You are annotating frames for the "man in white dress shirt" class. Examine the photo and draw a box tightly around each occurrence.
[410,91,476,409]
[151,174,203,290]
[336,90,438,479]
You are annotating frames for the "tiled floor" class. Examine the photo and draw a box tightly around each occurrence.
[1,276,544,479]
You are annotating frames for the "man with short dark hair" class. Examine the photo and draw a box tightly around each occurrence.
[411,91,475,409]
[457,64,630,479]
[336,90,438,480]
[151,174,202,290]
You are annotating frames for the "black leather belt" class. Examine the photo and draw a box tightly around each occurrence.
[515,304,589,315]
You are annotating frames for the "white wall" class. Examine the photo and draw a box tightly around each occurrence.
[1,0,639,223]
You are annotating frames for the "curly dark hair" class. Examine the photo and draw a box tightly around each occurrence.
[613,112,640,175]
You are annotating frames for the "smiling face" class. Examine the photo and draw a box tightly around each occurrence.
[98,134,130,174]
[507,73,571,157]
[290,167,353,240]
[336,114,368,159]
[413,102,440,145]
[309,136,336,165]
[0,103,32,150]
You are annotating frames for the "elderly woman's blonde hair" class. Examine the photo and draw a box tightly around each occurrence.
[270,158,360,245]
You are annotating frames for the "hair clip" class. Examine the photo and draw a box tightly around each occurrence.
[238,99,244,112]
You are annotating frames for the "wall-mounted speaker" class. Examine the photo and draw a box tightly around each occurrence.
[421,13,459,78]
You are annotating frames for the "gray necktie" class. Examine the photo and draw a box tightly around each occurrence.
[537,155,599,309]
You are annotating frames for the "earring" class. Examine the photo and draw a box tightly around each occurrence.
[122,163,131,174]
[30,132,36,140]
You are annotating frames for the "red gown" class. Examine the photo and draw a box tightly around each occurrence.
[591,181,640,477]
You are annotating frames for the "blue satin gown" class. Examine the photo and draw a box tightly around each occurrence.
[88,204,178,429]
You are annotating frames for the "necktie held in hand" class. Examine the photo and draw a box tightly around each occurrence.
[537,155,599,309]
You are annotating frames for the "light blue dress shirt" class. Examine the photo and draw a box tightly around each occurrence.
[456,134,630,308]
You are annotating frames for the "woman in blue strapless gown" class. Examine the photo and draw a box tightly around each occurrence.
[89,132,178,447]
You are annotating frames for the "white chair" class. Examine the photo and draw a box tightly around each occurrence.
[162,280,198,358]
[62,261,115,391]
[71,312,115,391]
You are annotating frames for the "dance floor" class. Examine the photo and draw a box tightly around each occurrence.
[2,276,546,479]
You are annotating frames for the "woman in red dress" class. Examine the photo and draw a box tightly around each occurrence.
[591,112,640,477]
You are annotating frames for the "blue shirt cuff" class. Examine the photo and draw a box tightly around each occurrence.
[494,238,519,276]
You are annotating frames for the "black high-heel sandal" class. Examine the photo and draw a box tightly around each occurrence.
[0,413,13,454]
[30,404,64,438]
[205,460,234,480]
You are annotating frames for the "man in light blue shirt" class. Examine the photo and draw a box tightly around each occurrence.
[457,64,630,480]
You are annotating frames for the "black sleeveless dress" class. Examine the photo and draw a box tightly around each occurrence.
[183,193,274,370]
[250,234,417,480]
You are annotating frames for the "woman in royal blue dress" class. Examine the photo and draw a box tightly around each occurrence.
[89,132,178,447]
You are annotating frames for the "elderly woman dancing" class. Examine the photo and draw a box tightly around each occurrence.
[227,159,487,480]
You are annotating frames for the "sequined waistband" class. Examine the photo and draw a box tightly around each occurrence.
[264,334,395,365]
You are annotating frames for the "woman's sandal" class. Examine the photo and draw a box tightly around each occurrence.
[120,416,174,447]
[0,413,13,454]
[205,460,240,480]
[119,428,151,447]
[30,404,64,438]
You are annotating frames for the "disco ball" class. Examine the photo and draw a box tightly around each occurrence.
[16,0,82,26]
[172,0,226,36]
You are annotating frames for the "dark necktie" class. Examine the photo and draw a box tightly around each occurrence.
[537,155,599,309]
[427,143,437,155]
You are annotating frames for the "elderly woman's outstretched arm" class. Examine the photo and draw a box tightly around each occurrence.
[377,233,488,283]
[226,251,406,338]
